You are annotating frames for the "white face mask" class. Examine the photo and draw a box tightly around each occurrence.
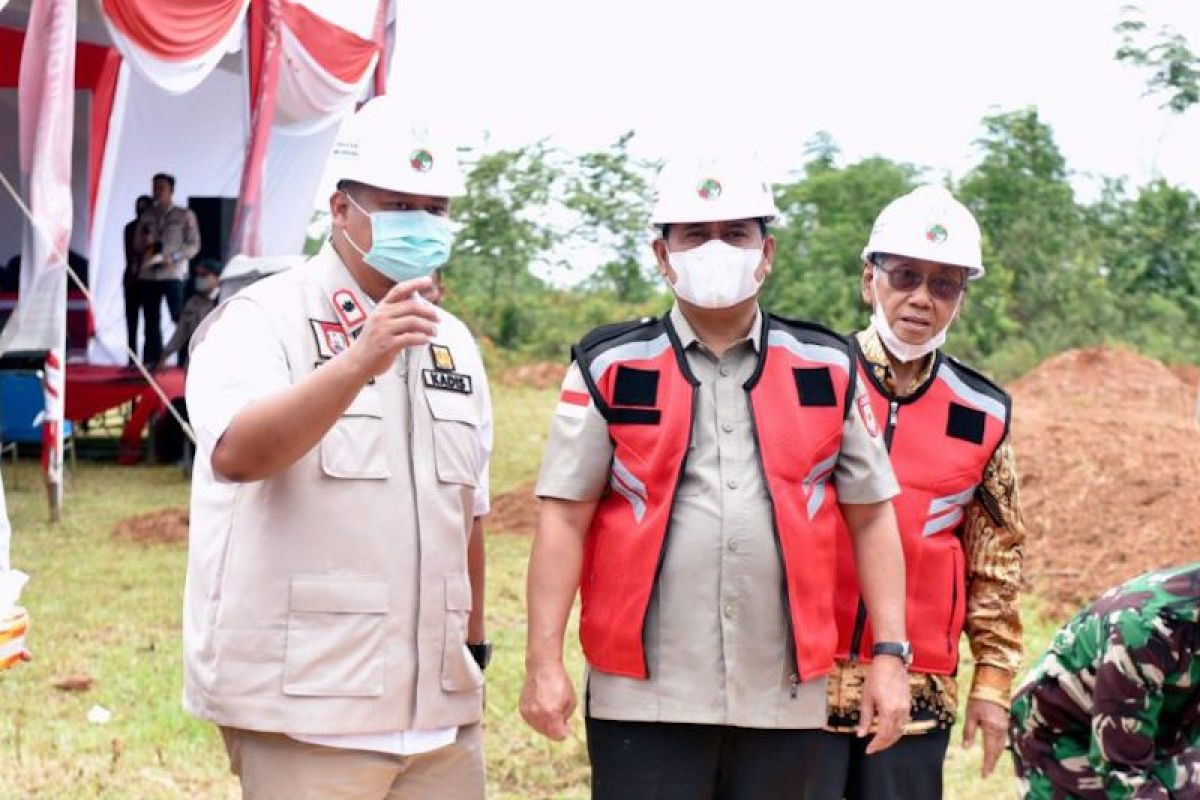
[869,269,960,363]
[666,240,764,309]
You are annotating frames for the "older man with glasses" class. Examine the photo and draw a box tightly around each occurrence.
[805,185,1027,800]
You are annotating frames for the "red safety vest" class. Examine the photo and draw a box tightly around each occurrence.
[833,341,1010,675]
[573,313,855,681]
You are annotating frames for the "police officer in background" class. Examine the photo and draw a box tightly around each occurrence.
[183,95,493,800]
[521,157,913,799]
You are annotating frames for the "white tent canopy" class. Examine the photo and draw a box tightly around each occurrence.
[0,0,394,364]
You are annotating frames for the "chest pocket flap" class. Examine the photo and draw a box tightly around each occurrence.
[321,387,389,480]
[425,389,482,486]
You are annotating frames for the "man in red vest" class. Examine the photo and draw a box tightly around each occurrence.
[812,186,1026,799]
[521,157,913,799]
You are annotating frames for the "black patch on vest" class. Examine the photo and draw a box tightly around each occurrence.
[422,369,473,395]
[793,367,837,407]
[607,407,662,425]
[946,402,986,445]
[612,366,660,407]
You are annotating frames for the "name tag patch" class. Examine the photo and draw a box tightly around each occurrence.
[423,369,473,394]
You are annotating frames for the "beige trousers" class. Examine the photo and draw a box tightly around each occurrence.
[220,724,485,800]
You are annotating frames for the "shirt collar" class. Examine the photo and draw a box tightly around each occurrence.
[669,303,763,354]
[855,327,937,397]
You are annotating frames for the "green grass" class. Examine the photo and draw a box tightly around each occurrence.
[0,384,1054,798]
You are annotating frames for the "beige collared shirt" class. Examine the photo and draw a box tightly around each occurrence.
[537,304,898,728]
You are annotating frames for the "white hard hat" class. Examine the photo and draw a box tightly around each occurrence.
[650,157,778,226]
[861,185,984,278]
[331,96,466,198]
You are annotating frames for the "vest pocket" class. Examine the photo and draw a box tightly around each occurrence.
[321,390,389,479]
[282,576,388,697]
[441,574,483,692]
[426,392,482,486]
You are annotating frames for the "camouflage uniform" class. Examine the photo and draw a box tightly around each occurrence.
[1010,563,1200,800]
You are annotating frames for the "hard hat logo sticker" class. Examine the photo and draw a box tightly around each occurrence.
[410,149,434,172]
[925,224,948,244]
[697,178,723,200]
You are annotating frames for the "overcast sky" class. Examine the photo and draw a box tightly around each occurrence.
[383,0,1199,198]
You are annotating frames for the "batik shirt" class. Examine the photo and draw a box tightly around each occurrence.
[826,329,1026,734]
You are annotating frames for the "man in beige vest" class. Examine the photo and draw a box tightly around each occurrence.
[183,95,492,800]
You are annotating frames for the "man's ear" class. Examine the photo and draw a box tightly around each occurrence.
[860,261,876,306]
[652,238,675,282]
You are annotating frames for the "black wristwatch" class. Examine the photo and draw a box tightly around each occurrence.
[467,641,493,670]
[872,641,913,666]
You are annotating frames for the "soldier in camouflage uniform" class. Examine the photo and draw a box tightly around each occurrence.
[1010,563,1200,799]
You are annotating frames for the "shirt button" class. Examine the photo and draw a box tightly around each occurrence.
[718,364,730,377]
[727,539,739,553]
[726,478,738,490]
[721,421,734,433]
[723,603,734,619]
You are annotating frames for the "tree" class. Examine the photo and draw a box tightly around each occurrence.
[764,140,920,335]
[1116,7,1200,113]
[565,132,658,303]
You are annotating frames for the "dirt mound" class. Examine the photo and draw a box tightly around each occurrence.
[499,362,567,390]
[1012,347,1200,614]
[488,482,539,535]
[113,508,189,546]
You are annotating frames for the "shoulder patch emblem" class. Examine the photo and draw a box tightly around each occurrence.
[857,393,881,438]
[310,319,350,359]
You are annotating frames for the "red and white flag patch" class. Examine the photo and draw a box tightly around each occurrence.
[857,393,881,438]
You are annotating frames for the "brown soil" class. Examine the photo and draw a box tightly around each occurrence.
[488,482,540,535]
[1011,347,1200,614]
[113,508,189,546]
[498,362,567,390]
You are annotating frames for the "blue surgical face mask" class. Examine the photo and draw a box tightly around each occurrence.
[342,194,455,282]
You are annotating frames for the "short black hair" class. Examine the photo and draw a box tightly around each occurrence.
[136,194,152,210]
[195,257,223,276]
[152,173,176,190]
[660,218,770,240]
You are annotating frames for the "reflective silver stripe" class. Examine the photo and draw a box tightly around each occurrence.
[922,485,977,537]
[587,333,671,384]
[803,451,839,520]
[922,507,965,537]
[609,475,646,522]
[936,364,1007,423]
[929,485,977,515]
[611,455,648,501]
[766,329,850,374]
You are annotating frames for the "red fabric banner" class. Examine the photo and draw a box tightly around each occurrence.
[282,0,379,84]
[100,0,246,62]
[231,0,283,257]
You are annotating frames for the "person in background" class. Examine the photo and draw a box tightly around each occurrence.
[152,258,222,372]
[123,194,153,365]
[135,172,200,366]
[812,185,1025,799]
[1010,563,1199,799]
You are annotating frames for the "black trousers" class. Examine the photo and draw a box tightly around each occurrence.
[797,728,952,800]
[587,718,842,800]
[123,277,140,362]
[138,278,183,365]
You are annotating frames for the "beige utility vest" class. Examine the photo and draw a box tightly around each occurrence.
[183,245,487,734]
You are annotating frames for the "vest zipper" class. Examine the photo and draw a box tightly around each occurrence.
[848,399,900,662]
[947,547,959,654]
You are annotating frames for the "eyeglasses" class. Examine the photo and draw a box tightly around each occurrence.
[873,260,966,302]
